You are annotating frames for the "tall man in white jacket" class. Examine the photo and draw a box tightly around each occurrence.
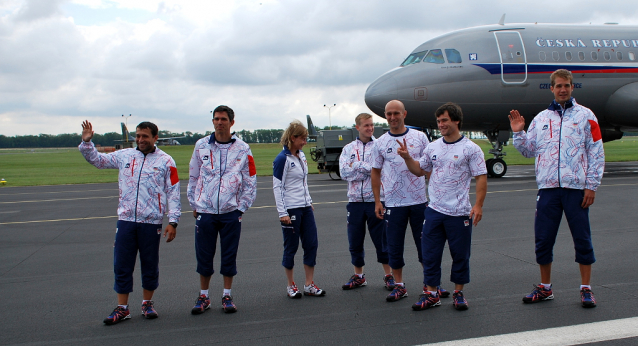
[339,113,393,290]
[188,105,257,314]
[80,120,181,325]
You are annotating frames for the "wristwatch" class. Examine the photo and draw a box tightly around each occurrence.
[169,222,178,228]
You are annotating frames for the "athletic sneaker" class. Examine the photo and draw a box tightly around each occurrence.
[386,285,408,302]
[412,292,440,311]
[522,284,554,303]
[103,306,131,325]
[438,286,450,298]
[384,274,396,291]
[222,295,237,313]
[287,282,302,299]
[141,301,158,319]
[580,287,597,308]
[342,274,367,290]
[304,282,326,296]
[452,291,469,310]
[191,294,211,315]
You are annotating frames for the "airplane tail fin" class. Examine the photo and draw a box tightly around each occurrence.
[306,115,319,138]
[121,122,134,142]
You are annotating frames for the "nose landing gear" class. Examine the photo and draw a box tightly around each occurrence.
[483,130,509,178]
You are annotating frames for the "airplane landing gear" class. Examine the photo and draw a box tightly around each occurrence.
[483,130,509,178]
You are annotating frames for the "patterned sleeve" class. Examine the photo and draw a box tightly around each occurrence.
[371,139,384,169]
[272,153,288,218]
[584,113,605,191]
[165,156,181,223]
[468,143,488,177]
[238,147,257,213]
[418,147,433,172]
[187,141,202,210]
[78,141,119,169]
[512,117,539,158]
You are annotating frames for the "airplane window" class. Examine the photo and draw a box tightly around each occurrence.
[578,51,585,61]
[617,51,623,60]
[445,49,462,63]
[629,52,636,61]
[539,51,546,61]
[565,52,573,61]
[423,49,445,64]
[591,51,598,61]
[401,51,428,67]
[604,51,611,61]
[552,51,559,61]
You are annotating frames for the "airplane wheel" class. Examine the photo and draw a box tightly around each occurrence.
[485,159,494,177]
[487,158,507,178]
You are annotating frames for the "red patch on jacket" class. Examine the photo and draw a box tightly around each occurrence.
[247,155,257,176]
[588,120,602,142]
[169,166,179,185]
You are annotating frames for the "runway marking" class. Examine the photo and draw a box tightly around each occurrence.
[0,196,118,204]
[419,316,638,346]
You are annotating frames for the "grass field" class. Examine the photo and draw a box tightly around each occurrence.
[1,137,637,187]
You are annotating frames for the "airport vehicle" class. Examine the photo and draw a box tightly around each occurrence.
[115,123,184,149]
[365,17,638,177]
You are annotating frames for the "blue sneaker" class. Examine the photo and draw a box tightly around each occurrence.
[438,286,450,298]
[386,285,408,302]
[191,294,211,315]
[384,274,396,291]
[522,284,554,304]
[103,306,131,325]
[141,301,158,319]
[342,274,367,290]
[412,292,440,311]
[581,288,597,308]
[453,291,468,310]
[222,295,237,313]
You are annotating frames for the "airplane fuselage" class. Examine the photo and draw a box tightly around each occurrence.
[365,23,638,139]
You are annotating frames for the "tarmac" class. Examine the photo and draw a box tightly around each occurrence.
[1,162,637,346]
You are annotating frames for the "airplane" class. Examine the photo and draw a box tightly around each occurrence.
[364,15,638,177]
[116,122,184,146]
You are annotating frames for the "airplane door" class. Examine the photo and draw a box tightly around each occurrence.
[494,31,527,84]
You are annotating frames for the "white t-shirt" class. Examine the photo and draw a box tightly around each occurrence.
[418,136,487,216]
[372,128,429,207]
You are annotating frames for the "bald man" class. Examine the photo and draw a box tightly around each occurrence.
[371,100,448,302]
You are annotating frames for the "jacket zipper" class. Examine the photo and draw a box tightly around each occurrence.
[360,141,365,202]
[558,107,564,188]
[134,155,147,222]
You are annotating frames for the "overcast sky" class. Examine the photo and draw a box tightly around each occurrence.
[1,0,637,136]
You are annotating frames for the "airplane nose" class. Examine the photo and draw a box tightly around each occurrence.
[365,73,398,117]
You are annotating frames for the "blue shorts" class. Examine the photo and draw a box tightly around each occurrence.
[114,220,162,294]
[281,206,317,269]
[384,203,426,270]
[346,202,388,268]
[421,208,472,286]
[195,210,243,277]
[535,188,595,265]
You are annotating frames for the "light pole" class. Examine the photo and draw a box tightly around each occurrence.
[323,104,336,130]
[122,114,132,142]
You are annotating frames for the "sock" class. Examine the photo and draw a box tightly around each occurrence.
[223,289,231,296]
[142,300,150,303]
[580,285,591,290]
[428,290,438,297]
[356,273,364,278]
[118,304,128,309]
[201,290,209,297]
[396,282,404,288]
[540,283,551,289]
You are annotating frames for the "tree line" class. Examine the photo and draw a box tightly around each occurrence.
[0,129,293,148]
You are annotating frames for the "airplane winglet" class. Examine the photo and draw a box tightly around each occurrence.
[498,14,506,26]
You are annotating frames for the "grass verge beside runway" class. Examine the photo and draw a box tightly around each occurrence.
[0,137,636,186]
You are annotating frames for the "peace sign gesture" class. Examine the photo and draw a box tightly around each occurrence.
[396,138,411,160]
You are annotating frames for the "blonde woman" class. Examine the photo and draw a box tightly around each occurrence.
[272,120,325,298]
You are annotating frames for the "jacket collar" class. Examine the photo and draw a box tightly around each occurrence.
[548,97,575,114]
[209,132,237,145]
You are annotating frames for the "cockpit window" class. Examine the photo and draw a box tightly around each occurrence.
[401,51,428,66]
[423,49,445,64]
[445,49,462,63]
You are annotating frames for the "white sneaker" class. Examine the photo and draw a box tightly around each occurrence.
[287,282,302,299]
[303,282,326,296]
